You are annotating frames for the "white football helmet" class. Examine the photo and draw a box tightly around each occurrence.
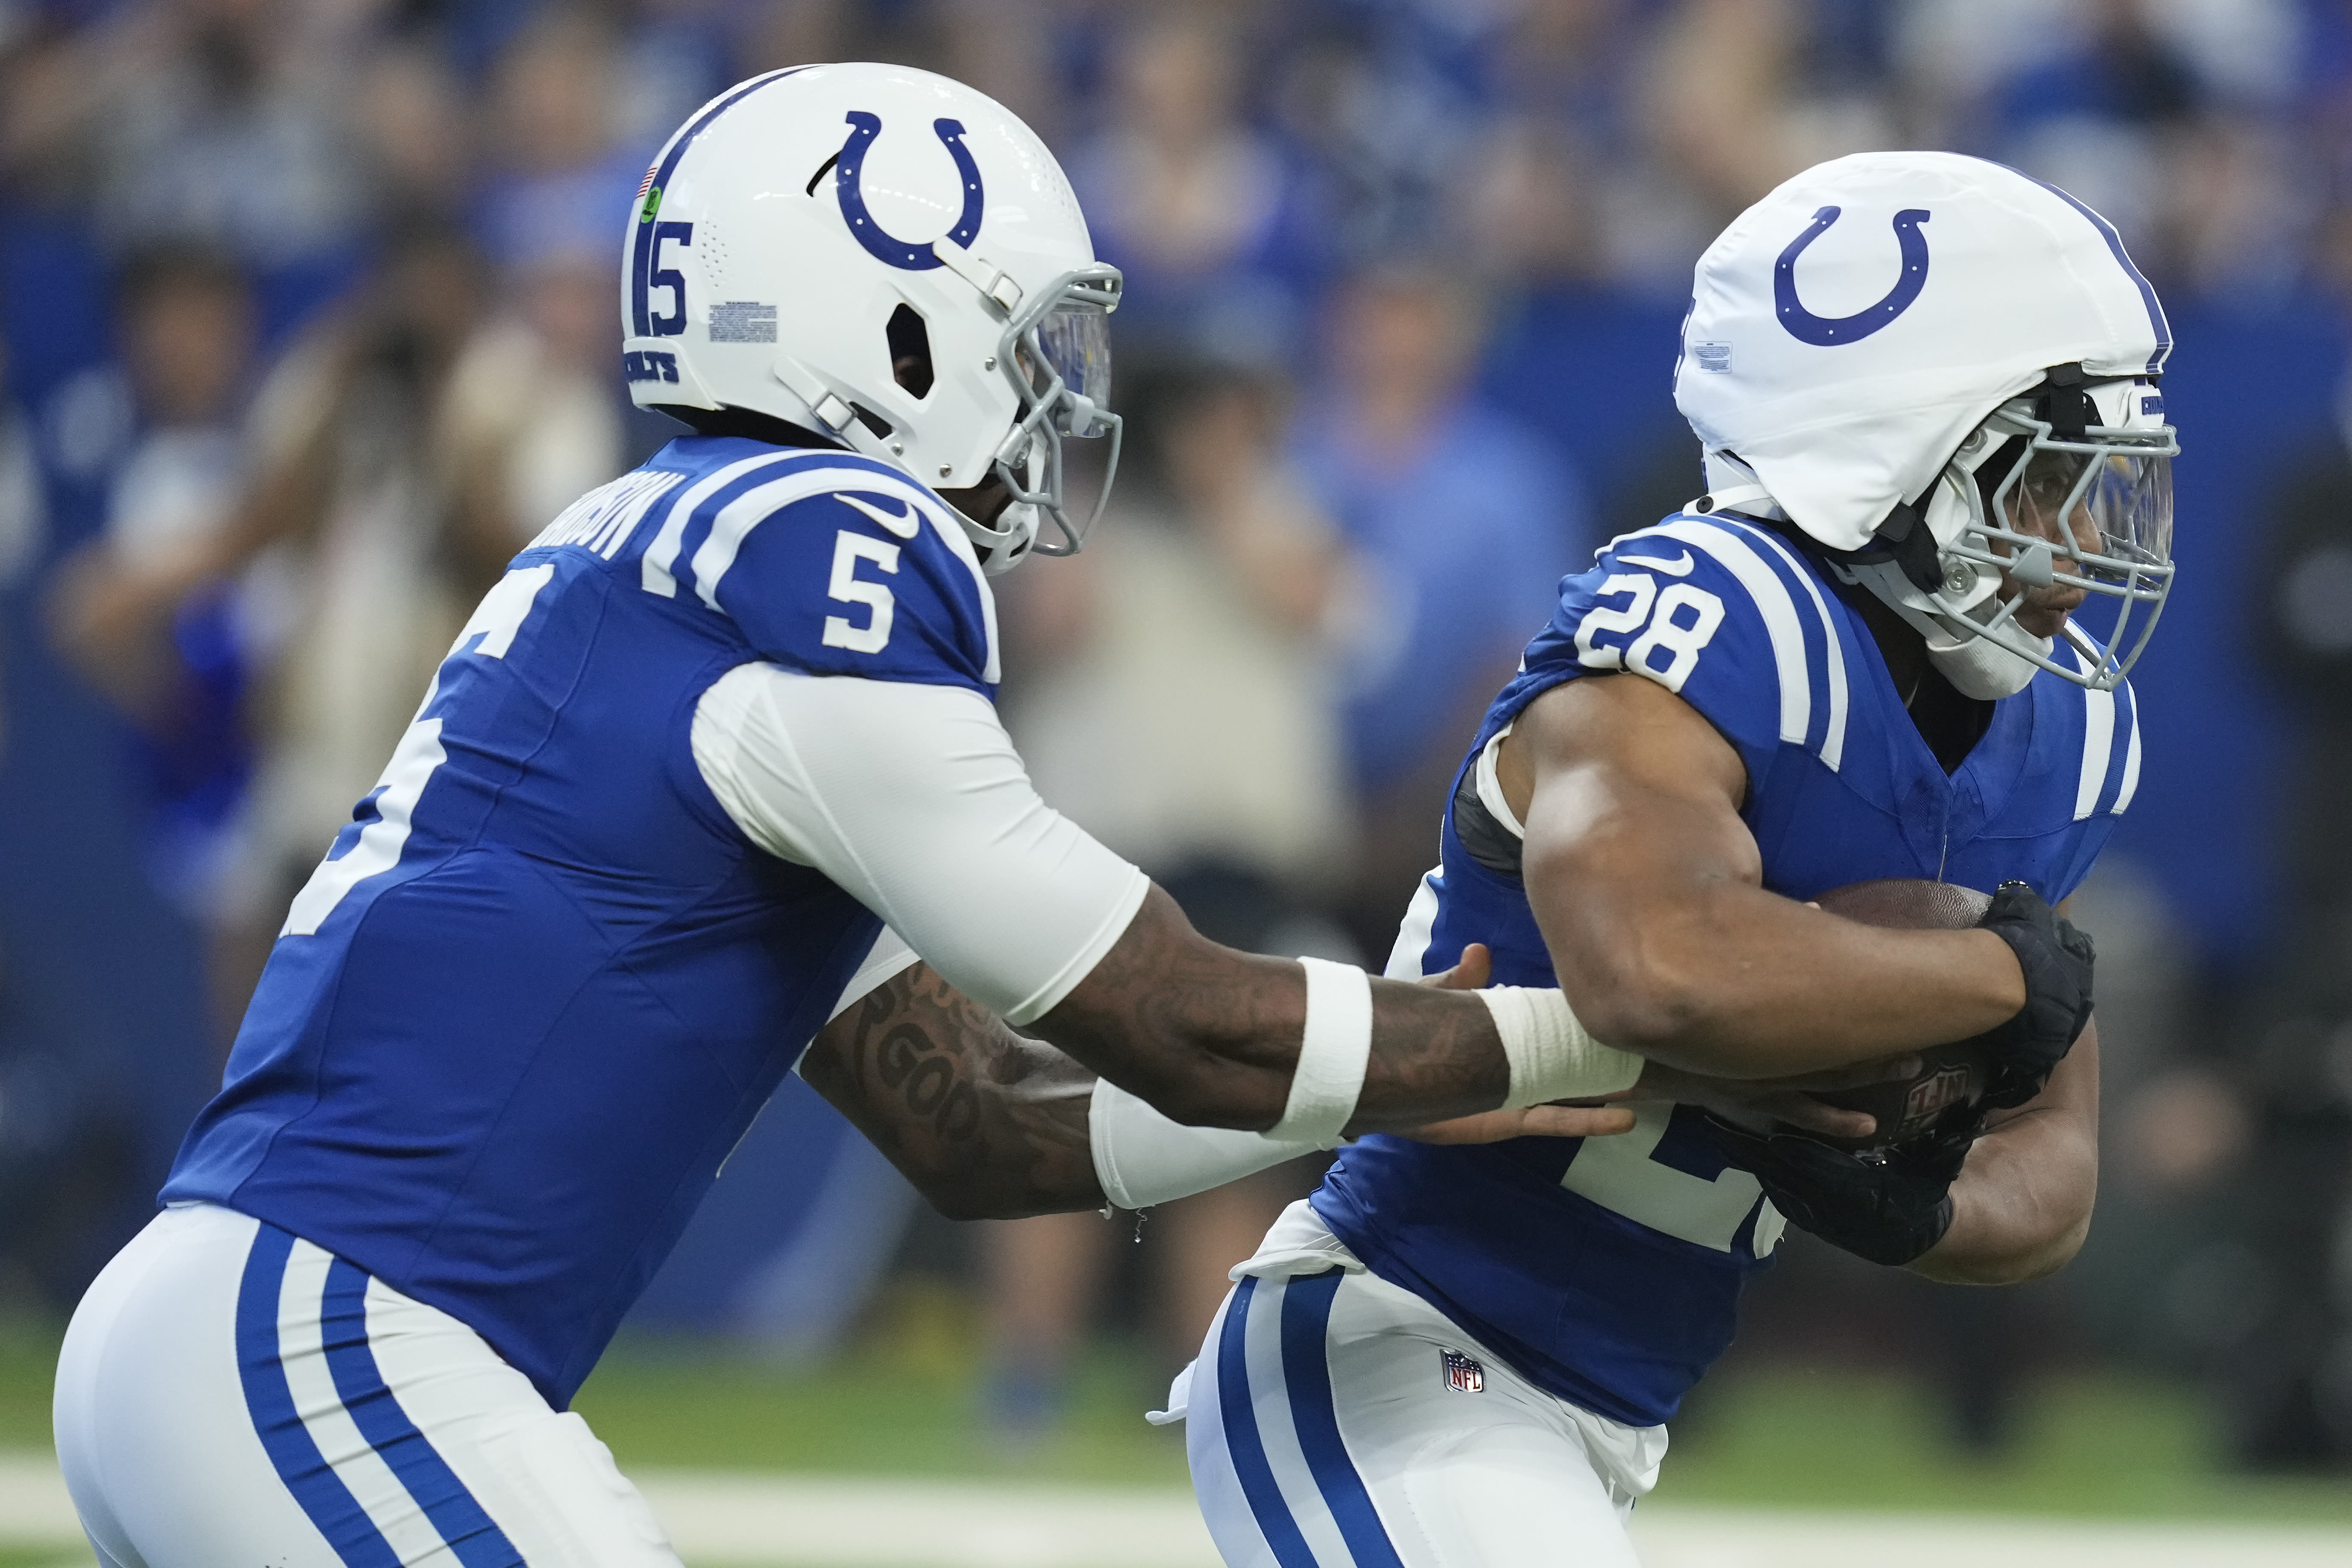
[618,63,1121,572]
[1676,151,2177,695]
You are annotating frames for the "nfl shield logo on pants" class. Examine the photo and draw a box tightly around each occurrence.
[1440,1349,1484,1394]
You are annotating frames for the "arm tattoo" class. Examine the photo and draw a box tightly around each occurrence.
[1352,981,1512,1131]
[802,964,1104,1220]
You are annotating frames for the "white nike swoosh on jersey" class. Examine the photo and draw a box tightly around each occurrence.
[836,492,921,539]
[1618,551,1696,575]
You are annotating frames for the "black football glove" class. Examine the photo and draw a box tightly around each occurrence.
[1704,1107,1979,1267]
[1966,881,2095,1111]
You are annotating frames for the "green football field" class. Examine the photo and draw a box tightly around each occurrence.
[568,1324,2352,1524]
[6,1285,2349,1550]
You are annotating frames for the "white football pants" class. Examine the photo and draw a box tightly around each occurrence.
[1170,1202,1666,1568]
[54,1203,682,1568]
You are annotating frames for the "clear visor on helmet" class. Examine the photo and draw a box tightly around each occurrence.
[2002,445,2174,575]
[1034,303,1113,413]
[1939,386,2178,690]
[993,265,1124,558]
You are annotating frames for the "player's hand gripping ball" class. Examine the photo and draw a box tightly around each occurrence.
[1788,877,2096,1146]
[1968,880,2097,1109]
[1707,1104,1977,1266]
[1794,878,1995,1150]
[1704,878,2097,1267]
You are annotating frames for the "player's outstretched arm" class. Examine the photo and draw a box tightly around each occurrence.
[696,670,1653,1146]
[1506,673,2039,1078]
[1032,884,1530,1135]
[1911,1017,2101,1284]
[799,946,1655,1222]
[1033,895,1897,1140]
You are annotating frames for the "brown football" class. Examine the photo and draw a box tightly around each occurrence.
[1798,879,1994,1152]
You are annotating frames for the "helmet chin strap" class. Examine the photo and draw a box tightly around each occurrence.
[769,348,1046,575]
[1700,452,2045,701]
[956,444,1050,575]
[1843,559,2046,701]
[962,500,1039,577]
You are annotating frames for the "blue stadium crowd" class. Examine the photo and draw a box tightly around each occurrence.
[7,0,2352,1469]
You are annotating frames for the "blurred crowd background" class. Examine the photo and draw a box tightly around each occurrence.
[6,0,2352,1486]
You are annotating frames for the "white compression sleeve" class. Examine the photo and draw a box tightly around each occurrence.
[1089,1078,1324,1210]
[1478,986,1643,1106]
[691,665,1148,1025]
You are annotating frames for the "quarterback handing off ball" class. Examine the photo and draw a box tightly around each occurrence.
[1803,879,1995,1151]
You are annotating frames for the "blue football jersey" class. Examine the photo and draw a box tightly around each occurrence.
[1311,510,2139,1428]
[162,436,1000,1406]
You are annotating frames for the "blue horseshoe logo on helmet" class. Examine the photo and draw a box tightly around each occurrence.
[1773,205,1931,346]
[835,112,985,270]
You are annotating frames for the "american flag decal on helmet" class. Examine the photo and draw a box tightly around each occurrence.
[1440,1349,1484,1394]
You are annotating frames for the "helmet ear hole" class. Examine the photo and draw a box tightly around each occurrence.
[887,304,934,399]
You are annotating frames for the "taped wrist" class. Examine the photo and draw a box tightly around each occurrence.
[1089,1078,1325,1210]
[1476,986,1643,1107]
[1265,958,1374,1147]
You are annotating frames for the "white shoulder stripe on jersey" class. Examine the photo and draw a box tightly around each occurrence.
[640,451,806,598]
[2113,686,2142,815]
[1715,518,1850,772]
[1641,519,1811,749]
[688,470,852,606]
[681,463,1003,685]
[1384,866,1445,981]
[2074,649,2117,821]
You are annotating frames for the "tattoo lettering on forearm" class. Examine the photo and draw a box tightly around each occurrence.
[803,964,1100,1219]
[879,1021,982,1143]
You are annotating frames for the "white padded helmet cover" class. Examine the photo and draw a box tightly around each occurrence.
[1674,151,2172,552]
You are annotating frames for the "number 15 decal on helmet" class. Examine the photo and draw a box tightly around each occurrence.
[619,63,1122,574]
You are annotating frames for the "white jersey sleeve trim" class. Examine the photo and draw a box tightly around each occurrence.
[1472,723,1525,838]
[1650,519,1811,748]
[691,664,1147,1025]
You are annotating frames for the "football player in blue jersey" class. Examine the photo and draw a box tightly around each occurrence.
[1165,151,2167,1567]
[49,66,1968,1568]
[49,67,2098,1564]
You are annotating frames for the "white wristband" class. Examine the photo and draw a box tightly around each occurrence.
[1089,1078,1325,1210]
[1477,986,1642,1107]
[1266,957,1374,1147]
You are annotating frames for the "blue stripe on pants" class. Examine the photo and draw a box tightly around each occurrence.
[233,1223,403,1568]
[321,1259,524,1567]
[1280,1270,1405,1568]
[1217,1276,1319,1567]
